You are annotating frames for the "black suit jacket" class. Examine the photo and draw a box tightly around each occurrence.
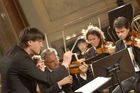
[86,47,96,59]
[115,40,125,52]
[71,74,88,91]
[0,45,68,93]
[115,40,140,68]
[38,67,87,93]
[38,67,72,93]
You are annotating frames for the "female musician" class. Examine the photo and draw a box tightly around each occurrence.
[85,25,115,59]
[71,38,90,62]
[77,39,89,58]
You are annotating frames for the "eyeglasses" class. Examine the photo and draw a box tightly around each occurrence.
[47,59,59,64]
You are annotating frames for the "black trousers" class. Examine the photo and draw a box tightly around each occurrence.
[111,72,140,93]
[135,72,140,93]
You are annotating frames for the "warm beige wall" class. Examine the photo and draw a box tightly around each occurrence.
[17,0,45,32]
[17,0,140,42]
[32,0,115,42]
[17,0,50,49]
[18,0,140,58]
[30,0,140,58]
[31,0,140,43]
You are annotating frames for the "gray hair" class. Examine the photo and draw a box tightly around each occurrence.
[41,48,59,63]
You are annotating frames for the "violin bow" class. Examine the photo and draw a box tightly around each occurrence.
[62,31,67,52]
[98,17,101,29]
[45,34,49,49]
[62,30,71,75]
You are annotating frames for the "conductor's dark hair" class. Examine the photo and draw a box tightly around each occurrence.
[18,27,45,48]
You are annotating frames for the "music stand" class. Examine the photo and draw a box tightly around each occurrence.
[91,48,135,90]
[85,53,109,64]
[75,48,134,93]
[107,3,133,42]
[108,3,133,30]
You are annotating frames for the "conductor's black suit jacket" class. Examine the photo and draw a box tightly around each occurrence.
[0,45,69,93]
[38,67,73,93]
[38,67,88,93]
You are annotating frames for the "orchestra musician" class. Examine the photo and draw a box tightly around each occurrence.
[36,48,88,93]
[32,55,73,93]
[112,17,140,93]
[0,27,72,93]
[76,38,89,59]
[85,25,115,59]
[71,38,90,62]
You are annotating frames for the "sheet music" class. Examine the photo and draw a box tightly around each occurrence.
[75,77,111,93]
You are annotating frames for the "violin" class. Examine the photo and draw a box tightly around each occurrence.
[69,61,81,74]
[125,31,140,47]
[69,59,89,74]
[69,51,88,74]
[96,41,115,54]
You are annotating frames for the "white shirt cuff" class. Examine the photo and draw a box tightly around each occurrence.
[57,83,62,89]
[80,73,87,80]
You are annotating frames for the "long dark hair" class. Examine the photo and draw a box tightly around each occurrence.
[86,29,104,48]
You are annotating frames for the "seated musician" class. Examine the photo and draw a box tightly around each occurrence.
[32,55,73,93]
[72,38,90,62]
[35,48,88,93]
[112,16,140,93]
[84,25,115,59]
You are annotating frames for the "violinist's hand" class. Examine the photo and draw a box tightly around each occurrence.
[79,62,88,76]
[137,42,140,48]
[36,60,45,72]
[78,58,86,63]
[58,75,73,86]
[61,51,72,69]
[108,47,116,54]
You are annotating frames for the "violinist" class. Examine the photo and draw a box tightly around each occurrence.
[77,39,89,58]
[32,55,73,93]
[37,48,88,93]
[71,38,90,62]
[112,16,140,93]
[85,25,115,59]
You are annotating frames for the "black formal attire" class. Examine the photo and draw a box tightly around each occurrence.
[38,67,88,93]
[0,45,69,93]
[71,73,88,91]
[112,40,140,93]
[86,47,96,59]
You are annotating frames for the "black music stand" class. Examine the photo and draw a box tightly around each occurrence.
[75,48,134,93]
[91,48,135,92]
[108,3,133,30]
[107,3,133,42]
[85,53,109,64]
